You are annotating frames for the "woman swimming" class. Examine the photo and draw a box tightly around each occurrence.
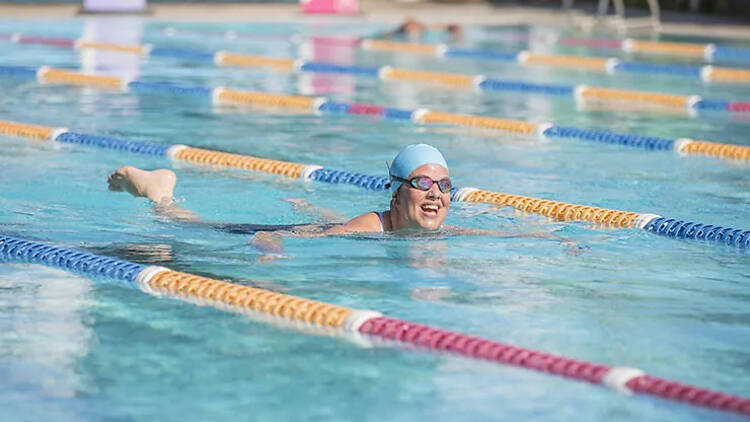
[107,144,573,253]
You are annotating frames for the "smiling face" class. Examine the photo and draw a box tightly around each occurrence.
[390,163,451,231]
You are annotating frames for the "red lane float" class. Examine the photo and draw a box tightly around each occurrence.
[360,316,750,416]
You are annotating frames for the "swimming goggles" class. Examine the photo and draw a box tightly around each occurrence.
[389,175,452,193]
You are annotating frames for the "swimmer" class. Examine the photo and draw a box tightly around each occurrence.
[374,18,463,42]
[107,144,576,254]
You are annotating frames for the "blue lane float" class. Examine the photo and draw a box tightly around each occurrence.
[712,46,750,64]
[316,100,352,114]
[442,48,520,62]
[611,61,704,79]
[56,131,172,156]
[478,78,575,96]
[308,168,389,190]
[148,47,216,63]
[0,64,38,79]
[298,62,380,78]
[643,217,750,248]
[381,107,414,120]
[542,126,676,151]
[692,99,732,112]
[0,235,146,284]
[127,81,213,97]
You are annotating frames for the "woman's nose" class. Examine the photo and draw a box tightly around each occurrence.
[426,184,441,199]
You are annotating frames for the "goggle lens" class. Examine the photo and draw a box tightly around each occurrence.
[410,176,452,193]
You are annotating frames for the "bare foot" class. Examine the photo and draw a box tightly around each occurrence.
[107,166,176,204]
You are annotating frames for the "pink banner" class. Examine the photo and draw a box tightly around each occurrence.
[301,0,358,15]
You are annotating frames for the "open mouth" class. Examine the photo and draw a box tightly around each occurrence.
[421,204,439,216]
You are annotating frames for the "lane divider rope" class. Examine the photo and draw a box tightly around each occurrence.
[462,32,750,65]
[1,65,749,162]
[360,40,750,84]
[1,118,748,248]
[0,234,747,415]
[552,36,750,65]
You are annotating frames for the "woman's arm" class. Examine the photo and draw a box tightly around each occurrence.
[248,212,384,255]
[152,200,202,223]
[281,198,346,224]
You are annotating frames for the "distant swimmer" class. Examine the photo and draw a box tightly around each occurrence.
[107,144,578,254]
[374,18,463,43]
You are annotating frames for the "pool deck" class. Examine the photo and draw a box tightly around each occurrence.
[1,1,749,40]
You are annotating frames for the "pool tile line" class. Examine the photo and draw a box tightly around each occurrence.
[1,64,749,162]
[0,234,748,416]
[1,118,748,249]
[4,32,750,116]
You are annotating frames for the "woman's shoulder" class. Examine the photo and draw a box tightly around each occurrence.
[348,211,385,230]
[325,211,385,234]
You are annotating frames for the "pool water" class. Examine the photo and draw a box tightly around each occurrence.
[0,18,748,421]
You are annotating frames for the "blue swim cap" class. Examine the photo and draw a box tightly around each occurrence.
[388,144,448,194]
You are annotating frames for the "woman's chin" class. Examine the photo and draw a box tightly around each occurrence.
[416,219,442,230]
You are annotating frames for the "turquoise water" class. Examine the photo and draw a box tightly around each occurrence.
[0,18,749,421]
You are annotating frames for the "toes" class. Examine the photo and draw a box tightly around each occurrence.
[107,171,125,189]
[108,180,123,191]
[115,165,134,177]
